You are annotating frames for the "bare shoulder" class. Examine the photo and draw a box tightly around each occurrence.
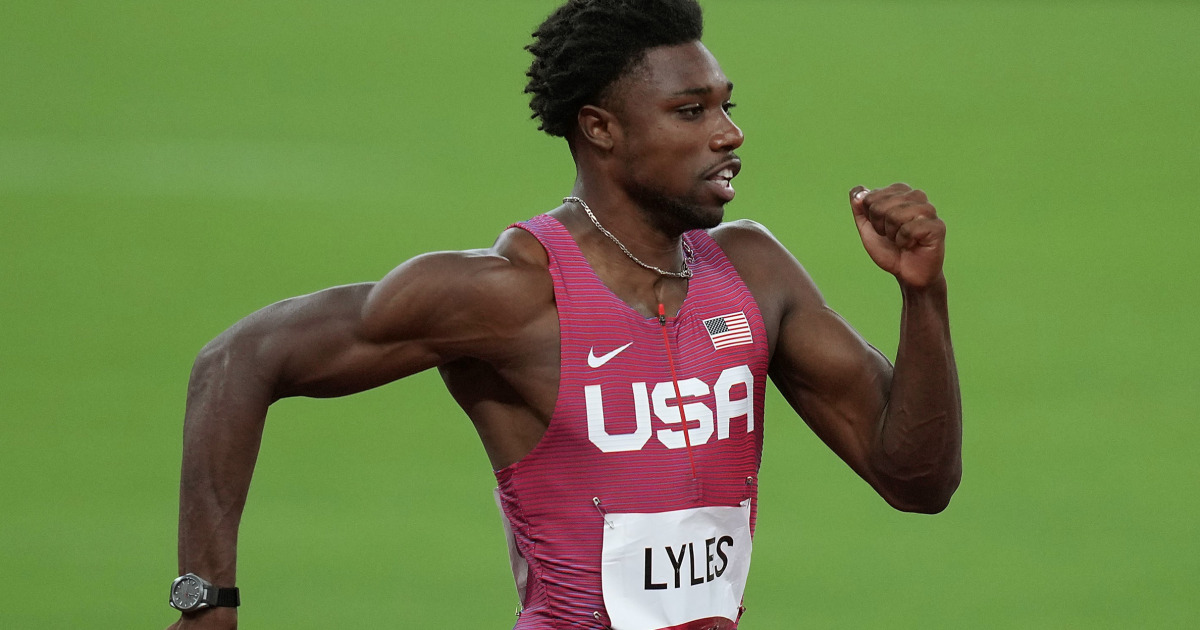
[708,219,826,318]
[710,223,887,402]
[709,217,778,245]
[709,219,797,277]
[360,226,554,357]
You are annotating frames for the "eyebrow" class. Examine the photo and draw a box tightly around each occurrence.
[670,81,734,97]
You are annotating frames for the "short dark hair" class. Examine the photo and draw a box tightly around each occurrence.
[524,0,705,138]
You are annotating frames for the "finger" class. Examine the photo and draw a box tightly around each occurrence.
[850,185,884,240]
[849,185,870,219]
[895,216,946,250]
[868,184,926,214]
[849,185,874,232]
[879,182,916,197]
[880,200,936,241]
[850,186,900,266]
[855,187,892,236]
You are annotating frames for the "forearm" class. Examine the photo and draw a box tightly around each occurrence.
[872,274,962,512]
[177,331,278,586]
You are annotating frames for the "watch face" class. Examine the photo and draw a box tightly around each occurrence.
[171,575,204,610]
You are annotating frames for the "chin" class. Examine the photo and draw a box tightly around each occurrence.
[691,204,726,230]
[631,184,726,233]
[675,196,727,230]
[656,199,723,233]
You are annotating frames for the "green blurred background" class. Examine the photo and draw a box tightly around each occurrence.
[2,0,1197,627]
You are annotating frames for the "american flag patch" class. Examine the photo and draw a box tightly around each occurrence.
[703,312,753,350]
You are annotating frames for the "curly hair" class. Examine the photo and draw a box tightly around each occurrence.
[525,0,704,138]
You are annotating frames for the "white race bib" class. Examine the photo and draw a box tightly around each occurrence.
[601,501,752,630]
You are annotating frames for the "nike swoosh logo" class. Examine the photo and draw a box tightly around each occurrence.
[588,342,633,368]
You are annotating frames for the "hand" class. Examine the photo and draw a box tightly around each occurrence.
[850,183,946,289]
[166,607,237,629]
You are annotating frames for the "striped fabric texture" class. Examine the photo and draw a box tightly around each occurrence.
[495,215,770,629]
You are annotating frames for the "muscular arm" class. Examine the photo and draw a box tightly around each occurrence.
[720,184,961,513]
[882,277,961,510]
[768,271,960,514]
[845,183,962,511]
[172,240,549,628]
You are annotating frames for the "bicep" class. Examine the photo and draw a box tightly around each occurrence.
[769,292,893,479]
[716,220,895,481]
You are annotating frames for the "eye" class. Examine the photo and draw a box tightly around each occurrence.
[723,101,737,115]
[676,104,704,120]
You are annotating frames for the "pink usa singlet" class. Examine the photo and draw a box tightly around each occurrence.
[496,214,769,629]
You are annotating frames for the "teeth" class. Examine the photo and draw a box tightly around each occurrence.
[708,167,736,182]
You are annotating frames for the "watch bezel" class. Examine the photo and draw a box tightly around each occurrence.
[169,573,211,612]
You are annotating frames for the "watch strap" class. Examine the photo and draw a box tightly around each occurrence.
[212,587,240,608]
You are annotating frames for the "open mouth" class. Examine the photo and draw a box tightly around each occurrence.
[706,164,739,202]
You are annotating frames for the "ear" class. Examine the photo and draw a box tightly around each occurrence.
[576,104,619,151]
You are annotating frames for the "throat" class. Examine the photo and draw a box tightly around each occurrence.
[566,196,694,279]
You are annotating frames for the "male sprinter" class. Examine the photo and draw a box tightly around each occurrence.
[167,0,961,628]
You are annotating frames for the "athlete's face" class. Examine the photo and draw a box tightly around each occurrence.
[607,41,744,233]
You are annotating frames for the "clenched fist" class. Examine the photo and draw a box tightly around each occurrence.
[850,183,947,289]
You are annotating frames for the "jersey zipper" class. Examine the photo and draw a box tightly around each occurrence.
[658,303,699,480]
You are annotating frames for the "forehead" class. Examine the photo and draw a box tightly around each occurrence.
[617,41,731,101]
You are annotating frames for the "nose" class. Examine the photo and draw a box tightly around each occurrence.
[711,111,744,152]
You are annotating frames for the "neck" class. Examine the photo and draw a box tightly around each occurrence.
[569,171,685,234]
[562,194,693,279]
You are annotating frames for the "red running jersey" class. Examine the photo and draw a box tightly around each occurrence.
[496,214,769,629]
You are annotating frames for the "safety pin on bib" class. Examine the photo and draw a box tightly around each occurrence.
[592,497,614,529]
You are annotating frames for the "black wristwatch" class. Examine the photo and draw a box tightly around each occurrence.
[169,573,240,612]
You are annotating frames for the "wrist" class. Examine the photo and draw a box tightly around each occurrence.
[170,573,240,614]
[178,604,238,628]
[899,272,947,297]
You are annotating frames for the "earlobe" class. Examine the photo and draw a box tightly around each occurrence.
[577,105,617,151]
